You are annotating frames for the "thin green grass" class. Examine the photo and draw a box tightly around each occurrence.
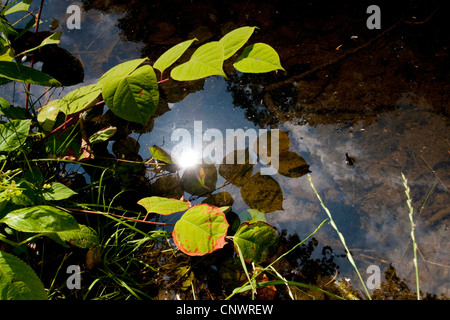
[226,218,344,300]
[308,174,372,300]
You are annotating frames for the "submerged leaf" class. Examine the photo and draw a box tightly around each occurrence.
[181,162,217,196]
[173,204,229,256]
[240,173,283,213]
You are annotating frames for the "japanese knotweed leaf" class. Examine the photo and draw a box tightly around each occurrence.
[137,196,190,215]
[233,43,285,73]
[0,251,48,300]
[89,126,117,145]
[173,204,229,256]
[149,145,173,164]
[55,83,102,115]
[240,172,283,213]
[154,38,197,76]
[181,162,218,196]
[233,221,279,264]
[0,119,30,153]
[219,26,257,60]
[171,41,226,81]
[0,205,80,233]
[0,61,61,87]
[98,58,147,84]
[101,64,159,125]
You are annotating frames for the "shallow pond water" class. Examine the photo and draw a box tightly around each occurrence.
[4,0,449,299]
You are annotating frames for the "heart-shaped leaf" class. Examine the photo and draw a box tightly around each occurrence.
[154,38,197,76]
[101,64,159,125]
[56,83,102,115]
[233,43,285,73]
[240,172,283,213]
[181,162,217,196]
[137,196,190,215]
[233,221,279,264]
[171,41,226,81]
[173,204,229,256]
[149,145,173,164]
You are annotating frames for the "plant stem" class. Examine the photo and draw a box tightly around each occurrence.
[24,0,45,111]
[308,174,372,300]
[402,172,421,300]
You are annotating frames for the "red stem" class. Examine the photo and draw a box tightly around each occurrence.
[24,0,45,111]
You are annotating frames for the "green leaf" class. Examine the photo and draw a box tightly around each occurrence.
[137,196,190,215]
[16,31,62,56]
[0,98,29,119]
[153,38,197,75]
[56,83,102,115]
[54,224,100,249]
[0,119,30,153]
[240,172,283,213]
[0,251,48,300]
[181,162,217,196]
[232,208,266,232]
[89,126,117,145]
[233,221,279,264]
[219,26,257,60]
[4,0,34,15]
[173,204,229,256]
[0,205,80,233]
[171,41,226,81]
[233,43,285,73]
[42,182,77,201]
[37,99,61,131]
[0,61,61,86]
[98,58,147,84]
[149,145,173,164]
[101,64,159,125]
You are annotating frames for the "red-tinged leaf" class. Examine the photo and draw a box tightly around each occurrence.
[173,204,229,256]
[233,221,279,264]
[137,196,190,215]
